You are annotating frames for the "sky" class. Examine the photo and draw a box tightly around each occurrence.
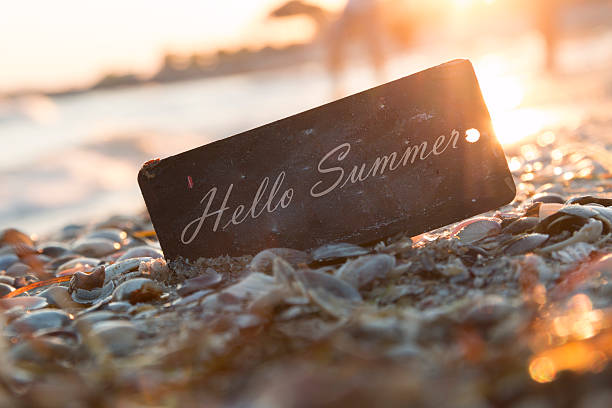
[0,0,346,93]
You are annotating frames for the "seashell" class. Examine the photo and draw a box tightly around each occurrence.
[550,242,596,264]
[293,269,362,318]
[172,289,214,307]
[74,311,126,333]
[0,228,34,248]
[502,217,539,235]
[71,282,115,305]
[537,204,612,236]
[38,286,82,309]
[0,282,15,297]
[531,193,565,204]
[112,278,163,304]
[336,254,395,288]
[177,268,222,297]
[5,309,72,337]
[566,196,612,207]
[84,228,127,244]
[103,257,151,283]
[57,257,100,273]
[249,248,311,274]
[222,272,276,301]
[272,257,298,287]
[117,246,163,261]
[539,219,603,253]
[0,276,14,287]
[0,296,47,311]
[536,206,593,235]
[69,265,106,292]
[104,301,132,313]
[72,238,120,258]
[311,243,369,263]
[450,217,501,243]
[0,253,19,271]
[88,320,139,357]
[138,258,170,282]
[5,262,31,277]
[505,234,549,256]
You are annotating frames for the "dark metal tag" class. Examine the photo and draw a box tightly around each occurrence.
[138,59,516,260]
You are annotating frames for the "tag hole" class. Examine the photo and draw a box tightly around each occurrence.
[465,128,480,143]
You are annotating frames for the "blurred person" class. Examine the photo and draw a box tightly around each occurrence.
[327,0,387,96]
[533,0,562,72]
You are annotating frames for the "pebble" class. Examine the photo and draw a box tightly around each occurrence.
[531,193,565,204]
[0,253,19,271]
[39,242,71,258]
[5,262,31,277]
[72,238,120,258]
[88,320,139,356]
[9,337,75,364]
[74,311,124,331]
[0,228,34,248]
[5,309,72,337]
[84,228,127,244]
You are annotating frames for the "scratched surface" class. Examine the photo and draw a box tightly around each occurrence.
[138,59,516,260]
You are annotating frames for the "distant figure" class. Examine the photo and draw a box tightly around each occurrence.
[533,0,561,72]
[328,0,387,95]
[270,0,330,32]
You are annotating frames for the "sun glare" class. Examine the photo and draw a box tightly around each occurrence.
[474,55,549,146]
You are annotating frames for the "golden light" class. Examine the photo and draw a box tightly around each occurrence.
[465,128,481,143]
[529,357,556,383]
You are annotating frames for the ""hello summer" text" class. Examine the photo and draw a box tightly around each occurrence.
[180,129,460,245]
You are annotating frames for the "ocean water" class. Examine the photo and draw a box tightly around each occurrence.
[2,27,612,235]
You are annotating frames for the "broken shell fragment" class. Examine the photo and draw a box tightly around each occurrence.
[336,254,396,288]
[112,278,163,304]
[454,218,501,244]
[505,234,550,256]
[311,243,369,263]
[249,248,311,274]
[177,268,222,297]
